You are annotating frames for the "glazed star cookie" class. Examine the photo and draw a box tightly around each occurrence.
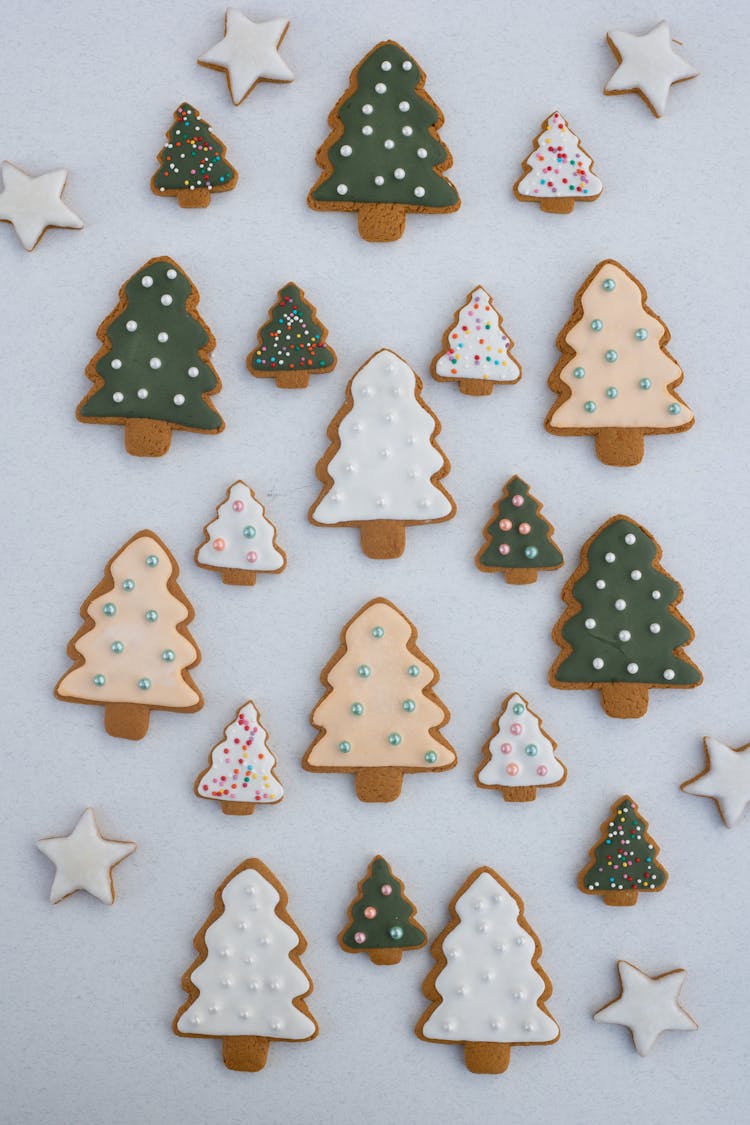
[579,795,667,907]
[195,700,283,815]
[309,349,455,559]
[431,286,521,396]
[55,531,202,740]
[546,260,693,466]
[605,21,698,118]
[0,161,83,250]
[198,9,293,105]
[308,40,460,242]
[247,282,336,388]
[476,693,566,803]
[339,856,427,965]
[594,962,697,1056]
[514,112,602,212]
[550,516,701,718]
[303,598,456,803]
[174,859,317,1071]
[681,737,750,828]
[37,808,136,905]
[152,103,237,208]
[195,481,286,585]
[476,475,563,585]
[77,256,224,457]
[416,867,559,1074]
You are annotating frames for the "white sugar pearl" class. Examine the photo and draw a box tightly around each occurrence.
[394,168,405,180]
[650,623,661,634]
[627,662,639,674]
[380,60,392,71]
[374,176,384,186]
[336,184,348,195]
[414,186,425,197]
[402,60,412,70]
[375,82,387,93]
[340,144,352,157]
[111,358,122,369]
[384,138,395,149]
[398,100,410,111]
[592,657,604,670]
[652,590,661,600]
[160,295,172,306]
[173,394,185,405]
[188,366,199,377]
[417,147,428,158]
[624,533,636,545]
[141,275,153,287]
[631,570,642,580]
[137,388,148,399]
[595,579,606,589]
[112,392,124,403]
[362,103,373,115]
[166,268,177,279]
[126,320,137,332]
[402,125,413,136]
[149,357,161,370]
[618,630,631,642]
[584,618,596,629]
[157,332,168,343]
[615,599,626,611]
[663,669,675,681]
[362,125,373,136]
[605,552,616,563]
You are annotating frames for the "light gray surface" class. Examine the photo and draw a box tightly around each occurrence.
[1,1,747,1122]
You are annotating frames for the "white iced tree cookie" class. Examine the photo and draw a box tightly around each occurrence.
[605,21,698,118]
[431,286,521,397]
[310,349,455,558]
[196,481,286,586]
[681,736,750,828]
[476,693,566,803]
[514,112,602,213]
[594,961,698,1056]
[195,700,284,816]
[416,867,559,1074]
[174,859,317,1071]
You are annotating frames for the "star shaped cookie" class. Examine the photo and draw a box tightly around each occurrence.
[37,808,136,905]
[0,162,83,251]
[681,736,750,828]
[198,9,293,105]
[594,961,697,1056]
[604,21,698,117]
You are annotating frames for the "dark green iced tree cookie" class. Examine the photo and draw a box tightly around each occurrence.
[339,856,426,965]
[578,795,667,907]
[151,103,236,208]
[476,475,563,585]
[247,283,336,389]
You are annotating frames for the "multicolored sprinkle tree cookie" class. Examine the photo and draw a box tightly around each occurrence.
[476,476,563,585]
[514,112,602,213]
[247,282,336,388]
[431,286,521,396]
[195,481,286,586]
[151,103,236,208]
[339,856,426,965]
[195,700,283,816]
[476,693,566,803]
[578,795,667,906]
[308,40,460,242]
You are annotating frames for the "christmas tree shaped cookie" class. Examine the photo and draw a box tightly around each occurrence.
[174,859,317,1071]
[247,282,336,388]
[476,693,566,803]
[514,111,602,213]
[416,867,559,1073]
[550,515,701,718]
[308,40,460,242]
[579,795,667,906]
[151,103,237,208]
[195,481,286,586]
[339,855,426,965]
[431,286,521,396]
[303,598,455,803]
[55,531,202,740]
[476,476,563,585]
[195,700,283,816]
[310,349,455,559]
[546,260,693,466]
[77,256,223,457]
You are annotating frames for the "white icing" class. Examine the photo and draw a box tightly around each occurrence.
[0,161,83,251]
[421,870,559,1044]
[681,737,750,828]
[177,866,316,1039]
[478,693,564,788]
[36,808,135,905]
[434,287,521,385]
[605,21,698,117]
[594,961,697,1056]
[311,350,452,523]
[516,113,602,201]
[199,9,293,105]
[197,482,284,573]
[197,701,283,806]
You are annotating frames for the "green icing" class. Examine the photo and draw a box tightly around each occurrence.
[251,284,335,373]
[582,797,666,895]
[154,103,234,193]
[341,857,425,951]
[556,517,699,685]
[80,259,223,431]
[479,476,563,571]
[311,42,458,208]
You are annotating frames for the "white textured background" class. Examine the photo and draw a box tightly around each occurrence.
[1,1,747,1122]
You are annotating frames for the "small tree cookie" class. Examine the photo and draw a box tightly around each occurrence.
[416,867,559,1074]
[55,530,202,740]
[195,700,283,816]
[476,475,563,585]
[151,103,237,208]
[309,349,455,559]
[174,859,317,1071]
[247,282,336,389]
[546,260,694,466]
[550,515,701,718]
[339,855,427,965]
[476,693,566,803]
[195,481,286,586]
[77,256,223,457]
[579,795,667,907]
[303,598,455,803]
[514,111,602,213]
[431,286,521,396]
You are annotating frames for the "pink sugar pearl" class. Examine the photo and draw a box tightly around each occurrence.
[354,931,366,944]
[246,551,258,563]
[511,495,524,508]
[499,518,512,531]
[232,500,245,512]
[364,906,377,919]
[381,884,392,896]
[518,522,531,535]
[510,722,523,736]
[536,765,549,777]
[498,543,510,556]
[213,538,226,551]
[500,742,512,754]
[506,763,519,776]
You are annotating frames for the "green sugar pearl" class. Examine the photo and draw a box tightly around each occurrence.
[145,555,159,567]
[350,702,364,716]
[145,610,158,622]
[525,744,539,757]
[573,366,585,379]
[407,665,420,677]
[389,926,404,941]
[111,641,124,654]
[513,703,525,715]
[388,732,402,746]
[639,378,652,390]
[122,579,135,591]
[357,664,371,678]
[634,328,648,341]
[584,401,597,413]
[605,350,618,363]
[591,319,603,332]
[243,525,256,539]
[138,678,151,691]
[162,649,175,662]
[402,699,416,712]
[371,626,384,638]
[524,546,538,560]
[102,602,116,616]
[93,674,106,687]
[602,278,616,292]
[668,403,681,415]
[424,751,438,764]
[338,741,351,753]
[606,386,618,398]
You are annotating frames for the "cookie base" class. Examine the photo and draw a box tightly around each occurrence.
[124,418,172,457]
[595,428,645,467]
[369,948,402,966]
[502,786,536,803]
[355,767,403,803]
[602,890,638,907]
[104,702,150,741]
[221,801,255,816]
[601,682,649,719]
[222,1035,270,1072]
[458,378,494,397]
[464,1041,511,1074]
[221,568,257,586]
[504,568,538,585]
[540,197,575,214]
[178,188,210,209]
[275,370,310,389]
[357,203,406,243]
[359,520,406,560]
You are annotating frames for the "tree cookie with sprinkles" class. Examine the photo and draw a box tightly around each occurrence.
[195,480,286,586]
[152,103,237,208]
[195,700,283,815]
[431,286,521,397]
[308,40,460,242]
[579,795,667,906]
[514,112,602,213]
[339,855,427,965]
[247,282,336,388]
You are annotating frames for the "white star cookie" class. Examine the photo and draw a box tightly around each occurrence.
[681,736,750,828]
[594,961,697,1056]
[198,9,293,105]
[0,161,83,251]
[605,21,698,117]
[37,808,136,905]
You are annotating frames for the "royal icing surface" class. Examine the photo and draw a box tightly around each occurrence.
[478,476,563,572]
[307,600,454,769]
[197,482,284,573]
[581,797,666,896]
[198,10,293,105]
[479,694,564,788]
[154,103,235,196]
[250,283,335,375]
[516,113,601,201]
[341,856,425,952]
[37,808,136,905]
[605,21,698,117]
[549,262,692,430]
[311,350,453,524]
[594,962,697,1056]
[421,870,559,1045]
[177,866,316,1040]
[197,701,283,806]
[681,737,750,828]
[0,161,83,251]
[56,533,200,708]
[434,288,520,384]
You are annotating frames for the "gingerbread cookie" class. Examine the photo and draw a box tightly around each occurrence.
[431,286,521,396]
[594,961,697,1056]
[195,700,283,815]
[476,693,566,803]
[514,112,602,212]
[37,808,136,905]
[339,856,426,965]
[198,10,293,105]
[0,160,83,250]
[681,737,750,828]
[247,282,336,388]
[604,21,698,118]
[579,795,667,906]
[195,481,286,585]
[476,475,563,585]
[152,103,237,208]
